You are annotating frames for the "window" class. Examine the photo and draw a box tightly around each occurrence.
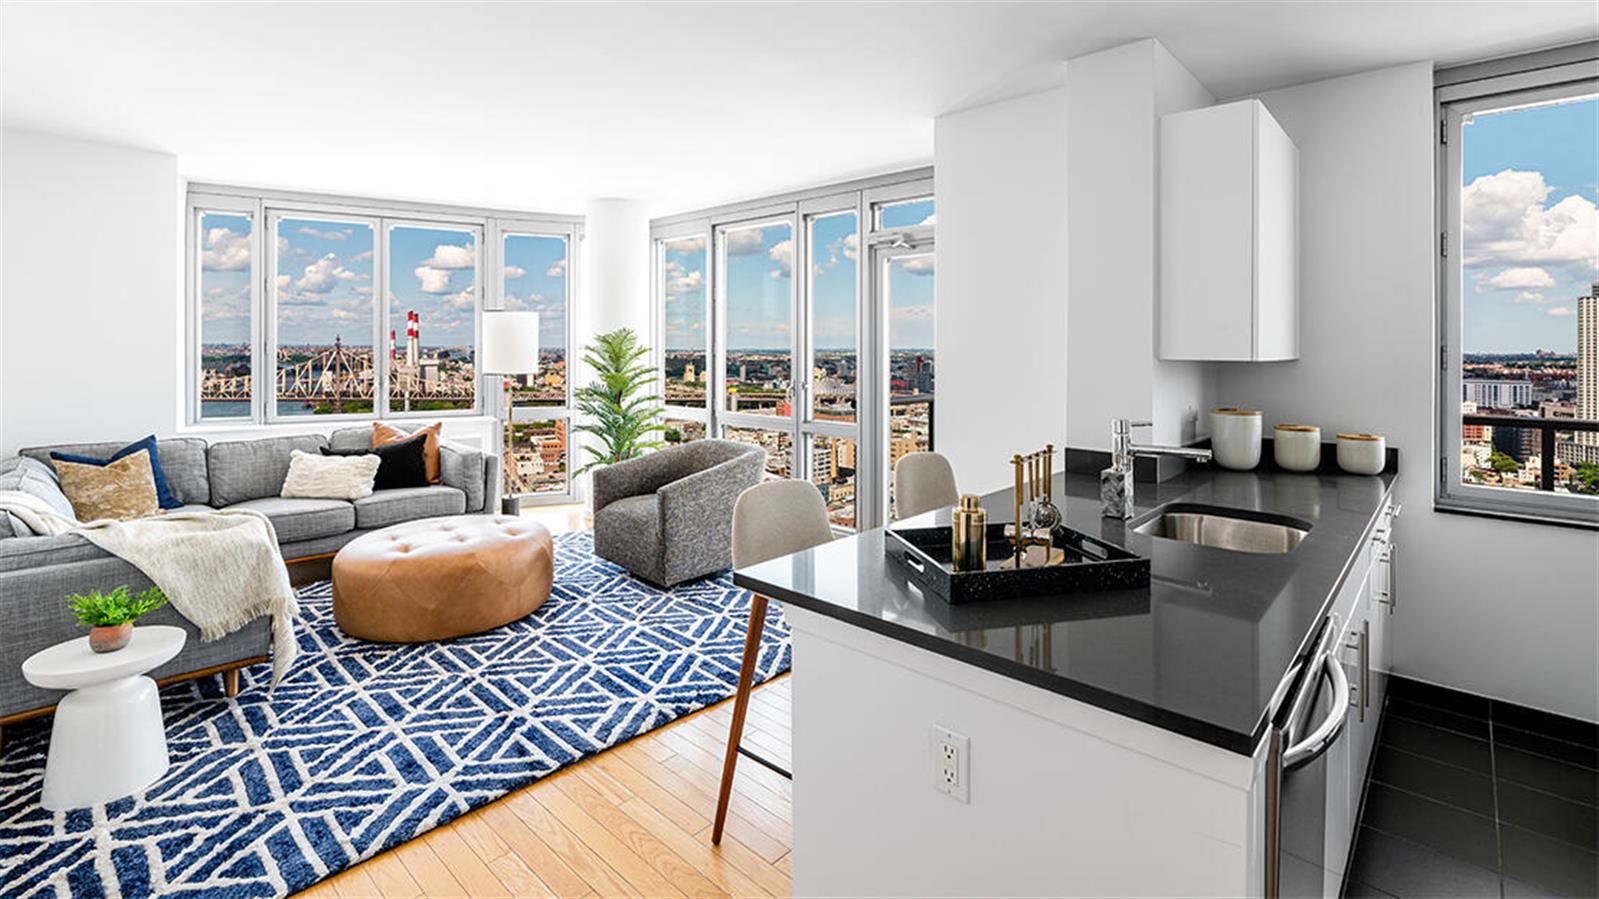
[651,171,931,530]
[386,224,479,414]
[719,220,795,418]
[1438,55,1599,527]
[188,188,578,455]
[195,210,256,419]
[269,216,377,417]
[500,230,573,496]
[661,235,709,410]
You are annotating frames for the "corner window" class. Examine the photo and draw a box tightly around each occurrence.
[1438,61,1599,526]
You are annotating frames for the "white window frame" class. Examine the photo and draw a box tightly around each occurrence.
[1435,55,1599,528]
[653,219,714,443]
[184,184,580,432]
[649,168,932,530]
[187,194,264,424]
[491,219,583,503]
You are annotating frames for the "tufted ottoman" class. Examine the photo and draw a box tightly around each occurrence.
[331,515,553,642]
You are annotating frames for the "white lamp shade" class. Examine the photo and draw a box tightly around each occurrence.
[480,311,540,375]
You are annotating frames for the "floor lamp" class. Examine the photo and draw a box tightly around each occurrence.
[480,311,540,515]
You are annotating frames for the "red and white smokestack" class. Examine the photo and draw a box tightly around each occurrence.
[389,329,396,361]
[406,310,420,367]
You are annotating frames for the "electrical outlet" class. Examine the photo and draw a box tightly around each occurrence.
[930,725,970,803]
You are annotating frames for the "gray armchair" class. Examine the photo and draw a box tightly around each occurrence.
[592,440,766,587]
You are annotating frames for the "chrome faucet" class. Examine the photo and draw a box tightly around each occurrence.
[1101,418,1213,519]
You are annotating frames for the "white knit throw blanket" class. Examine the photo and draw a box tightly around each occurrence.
[0,492,299,686]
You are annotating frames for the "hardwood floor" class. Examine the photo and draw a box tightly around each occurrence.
[295,503,793,899]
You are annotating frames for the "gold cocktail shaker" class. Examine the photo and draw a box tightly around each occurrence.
[950,494,988,572]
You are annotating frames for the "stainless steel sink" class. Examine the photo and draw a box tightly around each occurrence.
[1132,504,1311,554]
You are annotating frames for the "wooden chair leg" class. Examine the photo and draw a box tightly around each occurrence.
[223,667,240,697]
[713,593,768,845]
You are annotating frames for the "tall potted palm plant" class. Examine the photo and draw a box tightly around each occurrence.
[572,328,665,475]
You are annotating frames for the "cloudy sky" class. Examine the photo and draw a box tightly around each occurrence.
[661,198,935,356]
[1462,95,1597,354]
[501,233,569,357]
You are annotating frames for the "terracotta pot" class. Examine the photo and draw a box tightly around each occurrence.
[89,622,133,653]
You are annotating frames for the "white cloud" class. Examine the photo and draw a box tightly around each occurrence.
[201,227,251,271]
[293,253,365,293]
[414,265,454,294]
[276,236,289,256]
[421,244,475,269]
[768,238,793,279]
[298,226,351,241]
[444,285,477,310]
[667,235,707,252]
[349,249,373,263]
[726,229,766,256]
[892,305,934,322]
[899,255,935,276]
[919,213,937,226]
[503,265,526,279]
[1548,306,1576,316]
[546,258,568,278]
[1512,291,1548,305]
[841,233,859,262]
[1462,169,1598,277]
[664,260,704,299]
[1479,266,1556,291]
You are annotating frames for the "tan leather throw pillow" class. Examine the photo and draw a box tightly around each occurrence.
[374,421,443,485]
[53,449,161,521]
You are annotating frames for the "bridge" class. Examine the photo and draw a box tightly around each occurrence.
[200,336,476,411]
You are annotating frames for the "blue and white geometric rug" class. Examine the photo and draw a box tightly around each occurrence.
[0,531,790,898]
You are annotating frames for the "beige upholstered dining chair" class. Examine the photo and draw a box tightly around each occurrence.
[892,450,959,520]
[712,479,834,845]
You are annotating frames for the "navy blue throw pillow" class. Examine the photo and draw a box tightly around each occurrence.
[50,435,181,509]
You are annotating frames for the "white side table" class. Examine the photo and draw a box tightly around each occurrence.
[22,625,186,810]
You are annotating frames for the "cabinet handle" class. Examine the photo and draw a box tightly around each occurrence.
[1387,542,1397,614]
[1345,626,1368,722]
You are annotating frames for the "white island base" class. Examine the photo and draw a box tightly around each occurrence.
[783,605,1269,898]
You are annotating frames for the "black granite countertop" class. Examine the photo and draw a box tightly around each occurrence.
[734,459,1398,755]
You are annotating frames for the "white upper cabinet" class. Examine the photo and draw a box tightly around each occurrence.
[1159,99,1298,361]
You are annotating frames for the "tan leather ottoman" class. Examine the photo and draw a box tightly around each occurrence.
[332,515,553,642]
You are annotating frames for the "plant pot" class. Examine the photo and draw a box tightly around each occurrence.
[89,622,133,653]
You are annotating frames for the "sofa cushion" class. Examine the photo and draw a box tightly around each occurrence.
[0,533,107,572]
[224,496,354,543]
[592,494,661,579]
[321,433,429,490]
[22,437,209,505]
[207,434,328,506]
[53,451,161,521]
[0,457,76,537]
[352,486,467,529]
[50,434,182,509]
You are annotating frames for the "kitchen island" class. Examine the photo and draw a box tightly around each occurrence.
[735,457,1399,897]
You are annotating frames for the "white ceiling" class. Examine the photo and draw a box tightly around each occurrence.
[4,1,1594,216]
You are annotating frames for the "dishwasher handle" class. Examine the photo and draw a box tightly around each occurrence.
[1283,646,1351,770]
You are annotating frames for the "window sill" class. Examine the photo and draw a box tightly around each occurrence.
[1432,501,1599,532]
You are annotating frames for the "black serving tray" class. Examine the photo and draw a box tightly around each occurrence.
[884,522,1150,604]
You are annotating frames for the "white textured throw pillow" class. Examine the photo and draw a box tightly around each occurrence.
[280,449,380,500]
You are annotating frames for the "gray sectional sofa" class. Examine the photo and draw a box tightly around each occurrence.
[0,425,500,729]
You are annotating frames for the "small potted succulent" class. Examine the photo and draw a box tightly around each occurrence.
[67,585,169,653]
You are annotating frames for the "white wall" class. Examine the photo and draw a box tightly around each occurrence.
[1215,63,1598,723]
[2,130,181,456]
[0,129,500,457]
[934,87,1068,493]
[1066,40,1215,451]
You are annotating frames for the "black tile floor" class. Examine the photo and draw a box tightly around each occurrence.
[1345,676,1599,898]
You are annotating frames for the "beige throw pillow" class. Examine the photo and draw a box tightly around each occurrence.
[53,449,161,521]
[280,449,380,500]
